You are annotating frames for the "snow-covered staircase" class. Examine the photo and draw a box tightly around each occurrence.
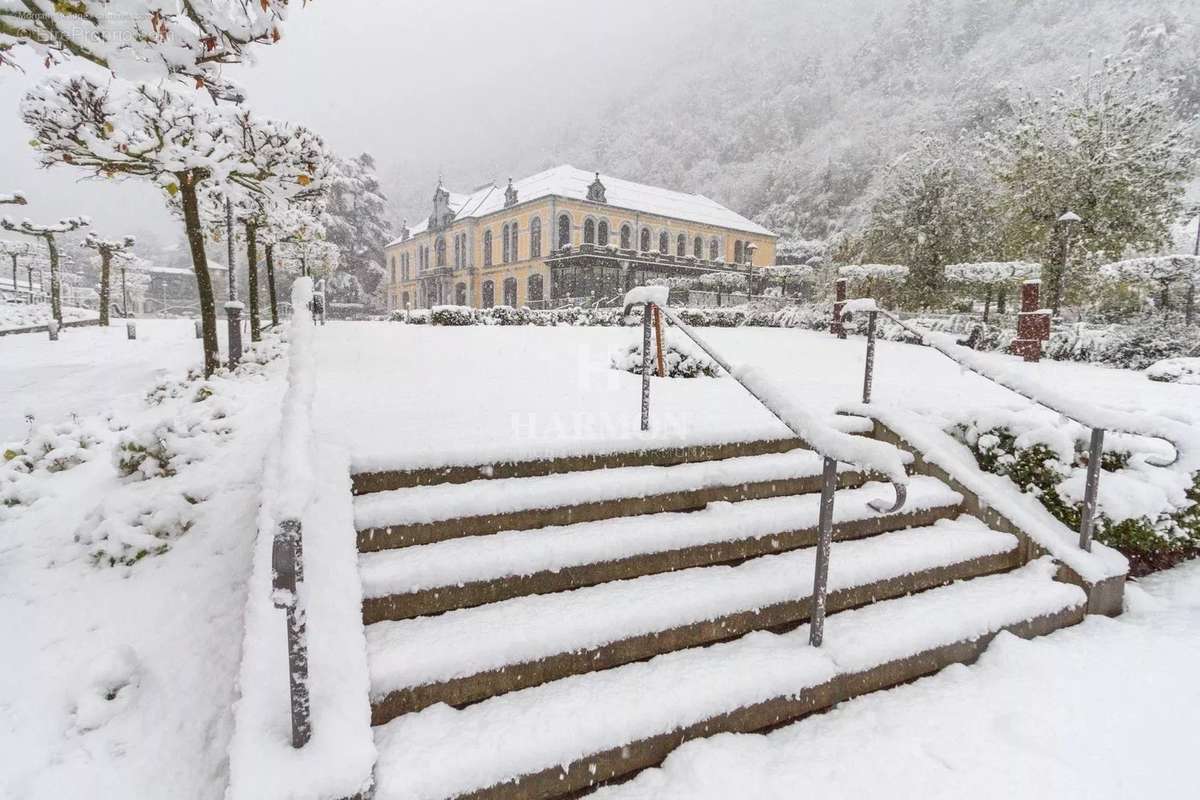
[351,436,1092,800]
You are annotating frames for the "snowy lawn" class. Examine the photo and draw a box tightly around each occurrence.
[595,558,1200,800]
[0,302,95,332]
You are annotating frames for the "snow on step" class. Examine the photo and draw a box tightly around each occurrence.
[372,559,1085,800]
[367,516,1014,697]
[359,476,961,599]
[354,448,837,529]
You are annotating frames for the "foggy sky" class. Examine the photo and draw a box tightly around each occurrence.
[0,0,735,244]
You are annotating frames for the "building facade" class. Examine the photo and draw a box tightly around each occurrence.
[384,165,777,310]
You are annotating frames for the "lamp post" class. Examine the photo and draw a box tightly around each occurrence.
[746,242,758,298]
[121,263,129,317]
[1054,211,1081,316]
[224,197,243,367]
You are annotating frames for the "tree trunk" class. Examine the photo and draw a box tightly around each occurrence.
[179,175,220,376]
[983,287,992,323]
[996,287,1006,315]
[46,235,62,324]
[98,250,112,326]
[1160,280,1170,312]
[1187,283,1195,326]
[246,221,261,342]
[266,243,279,326]
[10,255,16,299]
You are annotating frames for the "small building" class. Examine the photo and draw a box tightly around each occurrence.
[141,262,229,316]
[384,165,777,310]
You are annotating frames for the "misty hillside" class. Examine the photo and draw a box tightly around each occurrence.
[388,0,1200,247]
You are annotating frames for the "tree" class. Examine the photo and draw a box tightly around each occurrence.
[260,202,327,325]
[81,233,136,326]
[324,153,392,307]
[1,239,33,294]
[1,1,293,99]
[944,261,1041,320]
[1100,255,1200,324]
[20,76,305,374]
[985,60,1199,309]
[1,215,89,323]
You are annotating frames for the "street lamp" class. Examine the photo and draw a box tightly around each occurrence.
[1055,211,1081,316]
[746,242,758,297]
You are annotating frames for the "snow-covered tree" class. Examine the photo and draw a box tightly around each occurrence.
[1,1,294,99]
[19,75,308,374]
[81,233,136,326]
[1100,255,1200,322]
[985,60,1199,310]
[324,153,391,307]
[0,191,26,206]
[1,239,33,293]
[759,264,814,296]
[1,215,89,323]
[260,201,327,324]
[944,261,1041,319]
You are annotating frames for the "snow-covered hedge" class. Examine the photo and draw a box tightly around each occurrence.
[1046,320,1200,370]
[611,333,722,378]
[1146,357,1200,385]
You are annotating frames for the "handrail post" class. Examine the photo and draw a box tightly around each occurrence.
[1079,428,1105,552]
[272,518,311,747]
[809,456,838,647]
[640,302,653,431]
[862,310,878,404]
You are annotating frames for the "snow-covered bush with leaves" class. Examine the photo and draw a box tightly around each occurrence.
[75,490,204,567]
[431,305,476,326]
[4,418,104,474]
[114,397,237,480]
[611,332,722,378]
[950,408,1199,568]
[1146,357,1200,385]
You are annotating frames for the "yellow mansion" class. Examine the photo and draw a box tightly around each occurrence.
[385,165,777,310]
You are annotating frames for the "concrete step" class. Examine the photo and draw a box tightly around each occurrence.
[360,475,963,623]
[367,517,1020,724]
[354,448,899,551]
[370,559,1086,800]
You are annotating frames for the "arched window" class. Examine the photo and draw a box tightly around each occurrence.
[483,230,493,266]
[455,282,466,305]
[709,238,719,261]
[390,257,396,282]
[734,240,744,264]
[658,231,669,254]
[558,214,571,248]
[509,221,518,261]
[453,236,460,268]
[694,236,703,259]
[528,273,544,302]
[436,236,446,267]
[598,220,609,247]
[583,218,595,245]
[503,277,518,307]
[640,228,651,252]
[530,218,542,258]
[676,233,686,257]
[621,224,632,249]
[502,224,511,264]
[482,279,495,308]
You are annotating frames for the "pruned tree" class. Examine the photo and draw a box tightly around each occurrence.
[260,202,326,326]
[1,215,89,323]
[19,76,292,375]
[81,233,136,326]
[760,264,814,297]
[1100,255,1200,324]
[944,261,1041,320]
[1,1,293,99]
[1,239,33,294]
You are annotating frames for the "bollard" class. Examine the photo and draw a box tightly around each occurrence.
[640,303,653,431]
[194,320,203,339]
[47,320,60,341]
[126,322,137,340]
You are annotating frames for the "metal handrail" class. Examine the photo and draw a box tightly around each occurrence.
[628,299,908,647]
[847,302,1182,552]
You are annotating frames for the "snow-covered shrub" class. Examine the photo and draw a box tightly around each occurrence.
[611,333,722,378]
[76,490,202,567]
[1146,357,1200,384]
[3,419,103,474]
[951,411,1199,567]
[390,309,430,324]
[1046,320,1200,370]
[676,308,746,327]
[71,646,141,732]
[486,305,527,326]
[431,305,476,326]
[114,398,236,479]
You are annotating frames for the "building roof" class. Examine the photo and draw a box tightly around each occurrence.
[388,165,774,246]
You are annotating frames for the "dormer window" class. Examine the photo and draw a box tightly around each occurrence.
[586,172,607,204]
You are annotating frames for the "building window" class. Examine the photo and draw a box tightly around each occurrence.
[503,276,518,306]
[390,257,396,282]
[502,223,511,264]
[530,217,542,258]
[510,221,518,261]
[598,220,609,247]
[401,291,409,307]
[658,231,669,254]
[621,224,632,249]
[558,214,571,248]
[676,233,686,257]
[455,282,466,305]
[484,230,493,266]
[734,240,744,264]
[709,238,719,261]
[694,236,702,259]
[640,228,651,252]
[528,273,544,303]
[482,279,495,308]
[583,218,595,245]
[436,236,446,267]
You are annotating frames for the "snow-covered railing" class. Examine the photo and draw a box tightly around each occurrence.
[623,287,908,647]
[843,298,1186,553]
[268,277,318,748]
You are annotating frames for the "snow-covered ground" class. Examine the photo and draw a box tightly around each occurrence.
[0,302,94,332]
[595,559,1200,800]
